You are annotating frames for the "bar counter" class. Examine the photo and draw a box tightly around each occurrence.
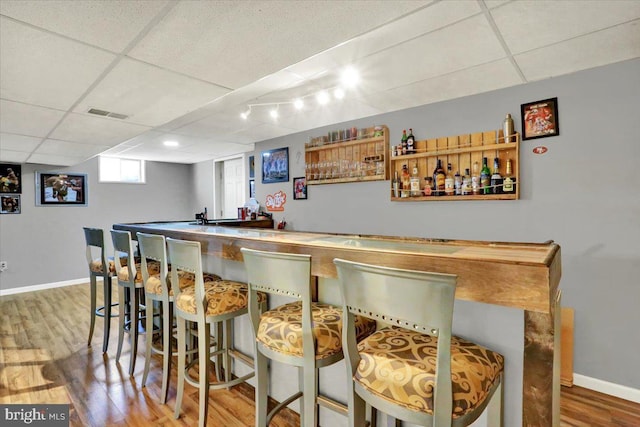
[113,221,562,426]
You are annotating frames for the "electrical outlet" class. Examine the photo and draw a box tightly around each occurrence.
[0,261,7,272]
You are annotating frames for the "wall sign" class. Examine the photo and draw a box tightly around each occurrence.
[265,190,286,211]
[533,146,548,155]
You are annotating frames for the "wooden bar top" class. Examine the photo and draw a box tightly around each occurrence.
[113,221,561,314]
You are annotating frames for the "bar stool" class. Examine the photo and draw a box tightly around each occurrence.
[83,227,118,353]
[334,258,504,427]
[241,248,377,427]
[137,232,221,403]
[167,237,266,427]
[111,229,149,376]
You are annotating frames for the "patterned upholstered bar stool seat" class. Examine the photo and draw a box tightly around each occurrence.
[334,258,504,427]
[83,227,120,353]
[111,229,151,376]
[137,232,221,404]
[241,248,377,427]
[167,237,267,427]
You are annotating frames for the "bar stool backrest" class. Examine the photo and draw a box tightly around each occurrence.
[137,232,169,299]
[240,248,314,361]
[334,258,457,426]
[84,227,108,274]
[165,237,206,322]
[111,229,136,284]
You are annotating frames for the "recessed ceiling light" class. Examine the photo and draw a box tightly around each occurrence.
[293,98,304,110]
[270,108,279,119]
[341,67,359,88]
[316,90,330,105]
[333,87,345,99]
[163,140,179,147]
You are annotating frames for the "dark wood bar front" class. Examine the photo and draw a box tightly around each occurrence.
[113,221,562,426]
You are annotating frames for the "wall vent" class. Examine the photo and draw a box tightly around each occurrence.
[87,108,129,120]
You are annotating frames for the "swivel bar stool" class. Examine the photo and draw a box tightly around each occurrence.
[334,258,504,427]
[83,227,118,353]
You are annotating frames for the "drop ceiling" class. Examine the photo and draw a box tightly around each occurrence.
[1,0,639,166]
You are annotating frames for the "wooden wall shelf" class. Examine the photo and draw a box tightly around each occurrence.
[390,129,520,201]
[305,125,390,185]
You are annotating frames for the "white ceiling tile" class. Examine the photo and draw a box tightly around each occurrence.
[0,0,172,52]
[75,58,231,127]
[0,132,42,152]
[0,17,117,110]
[516,21,640,82]
[356,14,506,92]
[26,152,86,166]
[493,0,640,54]
[0,100,66,137]
[129,1,430,89]
[0,149,29,163]
[34,139,110,157]
[50,113,151,146]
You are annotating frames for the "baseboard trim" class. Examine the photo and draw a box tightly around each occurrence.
[0,278,91,296]
[573,373,640,403]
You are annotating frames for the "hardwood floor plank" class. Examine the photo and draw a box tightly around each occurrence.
[1,284,639,426]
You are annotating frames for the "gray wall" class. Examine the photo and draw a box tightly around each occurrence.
[225,58,640,396]
[0,157,194,289]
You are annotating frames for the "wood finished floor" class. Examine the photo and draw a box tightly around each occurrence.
[1,284,639,426]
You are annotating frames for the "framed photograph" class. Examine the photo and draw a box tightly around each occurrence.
[36,172,88,206]
[521,97,559,140]
[249,179,255,199]
[261,147,289,184]
[293,177,307,200]
[0,163,21,193]
[0,194,20,214]
[249,155,255,178]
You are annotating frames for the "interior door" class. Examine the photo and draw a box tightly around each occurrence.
[222,157,245,219]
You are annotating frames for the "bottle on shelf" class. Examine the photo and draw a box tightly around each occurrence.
[462,168,472,195]
[423,177,433,196]
[401,164,410,197]
[433,159,446,196]
[401,130,408,155]
[503,159,516,194]
[444,163,454,196]
[471,161,481,195]
[503,113,515,143]
[481,157,491,194]
[410,162,420,197]
[491,157,503,194]
[407,128,415,154]
[454,170,462,195]
[392,170,400,198]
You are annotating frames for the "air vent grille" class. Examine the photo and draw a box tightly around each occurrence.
[87,108,129,120]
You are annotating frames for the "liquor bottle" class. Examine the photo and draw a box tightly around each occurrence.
[433,159,446,196]
[401,130,408,155]
[490,158,503,194]
[503,113,514,143]
[444,163,454,196]
[423,177,433,196]
[401,164,410,197]
[471,161,481,195]
[410,162,420,196]
[462,168,472,195]
[454,170,462,195]
[481,157,491,194]
[503,159,516,194]
[392,170,400,198]
[407,128,415,154]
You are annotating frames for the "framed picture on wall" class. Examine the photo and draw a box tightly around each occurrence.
[0,163,21,194]
[35,172,88,206]
[249,179,255,199]
[293,177,307,200]
[0,194,20,214]
[521,97,559,140]
[261,147,289,184]
[249,155,255,178]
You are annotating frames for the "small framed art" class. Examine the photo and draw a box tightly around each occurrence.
[521,97,559,140]
[293,177,307,200]
[36,172,88,206]
[0,194,20,214]
[0,163,21,194]
[261,147,289,184]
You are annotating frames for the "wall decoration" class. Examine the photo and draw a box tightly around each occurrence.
[36,172,88,206]
[0,194,20,214]
[533,146,548,155]
[261,147,289,184]
[265,190,286,211]
[249,155,255,178]
[249,179,255,199]
[293,177,307,200]
[0,163,21,193]
[521,97,559,140]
